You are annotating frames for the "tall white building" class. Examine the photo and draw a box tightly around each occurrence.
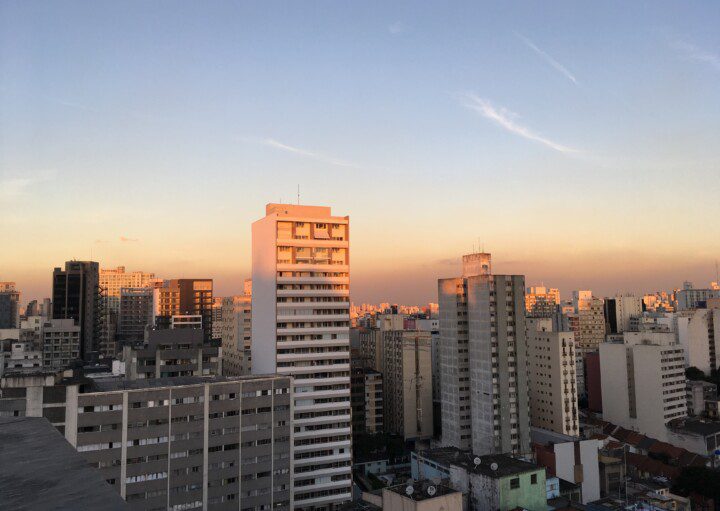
[252,204,352,510]
[600,331,687,441]
[527,318,579,436]
[677,306,719,374]
[438,253,530,455]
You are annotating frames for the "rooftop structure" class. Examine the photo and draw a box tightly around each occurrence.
[0,417,128,510]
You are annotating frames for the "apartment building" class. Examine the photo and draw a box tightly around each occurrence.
[52,260,102,360]
[604,295,644,334]
[381,330,433,441]
[118,288,155,343]
[438,252,530,455]
[43,318,82,370]
[221,283,252,377]
[525,286,560,318]
[251,204,352,509]
[0,370,293,511]
[678,306,719,374]
[350,366,383,435]
[600,331,687,441]
[526,318,578,436]
[122,329,221,380]
[155,279,214,342]
[0,282,20,329]
[212,297,224,341]
[100,267,159,313]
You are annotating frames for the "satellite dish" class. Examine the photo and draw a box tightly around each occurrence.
[490,462,499,471]
[473,457,482,467]
[405,485,414,496]
[427,485,437,497]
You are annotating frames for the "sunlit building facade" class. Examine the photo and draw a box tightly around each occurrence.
[438,253,530,455]
[252,204,352,509]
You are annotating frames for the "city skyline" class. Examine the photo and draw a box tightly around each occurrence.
[3,1,720,304]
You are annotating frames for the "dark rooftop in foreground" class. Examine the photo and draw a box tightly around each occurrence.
[0,417,128,511]
[88,373,290,392]
[415,447,540,478]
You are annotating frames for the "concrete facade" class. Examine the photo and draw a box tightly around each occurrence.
[526,318,578,436]
[600,332,687,441]
[438,253,530,455]
[251,204,352,509]
[381,330,433,441]
[221,289,252,377]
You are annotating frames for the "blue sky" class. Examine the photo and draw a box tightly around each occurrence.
[2,1,720,303]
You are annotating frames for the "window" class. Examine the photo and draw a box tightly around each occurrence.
[510,478,520,489]
[531,474,537,485]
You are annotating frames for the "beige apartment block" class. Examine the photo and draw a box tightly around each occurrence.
[382,330,433,441]
[527,318,579,436]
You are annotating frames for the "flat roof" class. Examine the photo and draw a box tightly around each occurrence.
[668,417,720,436]
[386,481,459,502]
[89,373,291,392]
[0,417,128,510]
[416,447,541,478]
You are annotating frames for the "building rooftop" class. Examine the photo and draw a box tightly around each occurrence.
[668,417,720,437]
[89,373,290,392]
[0,417,128,510]
[385,481,459,502]
[415,447,540,478]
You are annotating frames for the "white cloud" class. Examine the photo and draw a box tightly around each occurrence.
[515,32,578,84]
[245,137,361,169]
[672,40,720,71]
[0,170,56,202]
[461,93,579,154]
[388,21,407,35]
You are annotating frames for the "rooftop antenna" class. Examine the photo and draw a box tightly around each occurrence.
[297,184,300,205]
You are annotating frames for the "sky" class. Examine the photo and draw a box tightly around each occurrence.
[1,1,720,305]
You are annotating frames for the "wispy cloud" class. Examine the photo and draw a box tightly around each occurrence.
[460,93,579,154]
[388,21,407,35]
[671,40,720,71]
[0,170,56,202]
[119,236,139,243]
[515,32,577,84]
[244,137,361,169]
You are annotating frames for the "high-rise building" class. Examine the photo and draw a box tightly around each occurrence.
[676,304,720,374]
[0,282,20,329]
[604,295,643,334]
[251,203,352,508]
[52,261,101,361]
[99,267,158,313]
[567,291,605,398]
[526,318,579,436]
[350,366,383,435]
[221,284,252,376]
[211,296,223,341]
[381,330,433,441]
[117,287,154,342]
[525,286,560,318]
[438,252,530,455]
[600,331,687,441]
[154,279,214,342]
